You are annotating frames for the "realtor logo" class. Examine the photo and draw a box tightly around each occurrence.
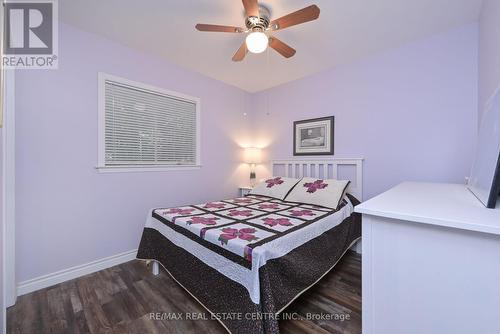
[2,0,58,69]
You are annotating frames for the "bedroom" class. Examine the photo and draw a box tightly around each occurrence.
[1,0,500,333]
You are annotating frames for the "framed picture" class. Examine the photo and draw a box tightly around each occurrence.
[293,116,334,156]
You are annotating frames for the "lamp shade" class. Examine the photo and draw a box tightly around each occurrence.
[244,147,262,164]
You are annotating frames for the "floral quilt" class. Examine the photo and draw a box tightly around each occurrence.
[151,194,334,267]
[138,193,361,334]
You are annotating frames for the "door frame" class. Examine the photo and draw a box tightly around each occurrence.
[2,0,16,317]
[2,69,16,309]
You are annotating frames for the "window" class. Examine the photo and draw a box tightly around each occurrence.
[98,73,200,171]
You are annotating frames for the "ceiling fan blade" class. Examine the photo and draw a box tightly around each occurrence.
[195,24,243,33]
[242,0,259,17]
[232,42,248,62]
[270,5,320,31]
[269,37,296,58]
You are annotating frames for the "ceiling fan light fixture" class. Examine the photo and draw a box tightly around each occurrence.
[245,31,268,53]
[195,2,320,61]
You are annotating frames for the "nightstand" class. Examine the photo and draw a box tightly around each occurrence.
[239,186,253,197]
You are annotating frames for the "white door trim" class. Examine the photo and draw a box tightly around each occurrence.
[2,69,16,309]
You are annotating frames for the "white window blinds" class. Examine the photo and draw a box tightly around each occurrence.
[101,76,199,168]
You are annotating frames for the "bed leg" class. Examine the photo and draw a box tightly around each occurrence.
[354,240,362,254]
[152,261,160,276]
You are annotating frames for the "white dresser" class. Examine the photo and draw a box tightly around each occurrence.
[355,182,500,334]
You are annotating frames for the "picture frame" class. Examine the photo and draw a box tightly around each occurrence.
[293,116,334,156]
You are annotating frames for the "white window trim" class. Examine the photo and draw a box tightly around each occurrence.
[97,72,201,172]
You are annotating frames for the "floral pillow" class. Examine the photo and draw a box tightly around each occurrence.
[284,177,350,209]
[249,177,302,200]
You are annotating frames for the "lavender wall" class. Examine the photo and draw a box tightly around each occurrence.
[479,0,500,123]
[251,24,478,200]
[15,24,252,282]
[15,22,479,284]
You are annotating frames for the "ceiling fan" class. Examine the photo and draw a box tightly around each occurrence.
[195,0,320,61]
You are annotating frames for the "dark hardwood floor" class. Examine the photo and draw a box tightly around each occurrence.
[7,251,361,334]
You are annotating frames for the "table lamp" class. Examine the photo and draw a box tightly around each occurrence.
[243,147,262,187]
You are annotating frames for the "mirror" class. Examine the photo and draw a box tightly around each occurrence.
[468,87,500,208]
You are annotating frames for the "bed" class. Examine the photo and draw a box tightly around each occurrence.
[137,159,363,334]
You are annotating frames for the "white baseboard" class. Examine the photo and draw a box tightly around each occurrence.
[17,249,138,296]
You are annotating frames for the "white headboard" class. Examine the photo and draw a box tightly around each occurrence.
[271,159,364,200]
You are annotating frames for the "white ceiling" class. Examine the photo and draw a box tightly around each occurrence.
[60,0,483,92]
